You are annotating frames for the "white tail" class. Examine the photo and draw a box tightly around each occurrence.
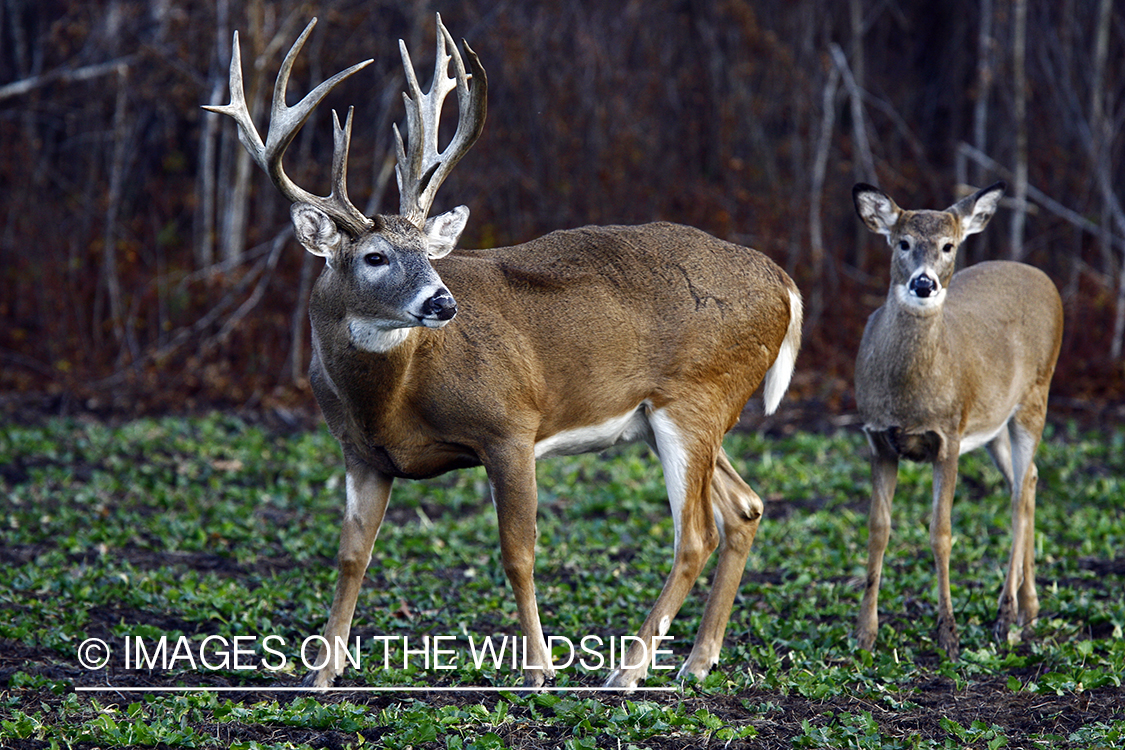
[762,288,802,415]
[851,182,1063,660]
[206,16,803,690]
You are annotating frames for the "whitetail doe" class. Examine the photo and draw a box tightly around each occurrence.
[851,182,1063,660]
[205,17,802,689]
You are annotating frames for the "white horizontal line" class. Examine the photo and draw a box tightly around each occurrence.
[75,685,677,693]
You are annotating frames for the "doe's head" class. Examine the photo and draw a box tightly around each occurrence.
[853,182,1005,313]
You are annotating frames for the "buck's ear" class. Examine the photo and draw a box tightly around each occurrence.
[291,203,344,258]
[949,181,1005,237]
[423,205,469,259]
[853,184,901,238]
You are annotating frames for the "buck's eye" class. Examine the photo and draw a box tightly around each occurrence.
[942,243,954,253]
[898,240,910,251]
[364,252,387,267]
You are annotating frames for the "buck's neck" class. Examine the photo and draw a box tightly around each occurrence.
[308,289,429,435]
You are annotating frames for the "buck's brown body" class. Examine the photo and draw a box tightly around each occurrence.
[312,222,796,477]
[207,17,802,690]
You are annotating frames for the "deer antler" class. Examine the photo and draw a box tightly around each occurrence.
[394,13,487,228]
[204,18,375,236]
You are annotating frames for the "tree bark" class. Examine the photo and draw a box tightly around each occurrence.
[1008,0,1028,260]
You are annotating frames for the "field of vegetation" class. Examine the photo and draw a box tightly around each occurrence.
[1,414,1123,748]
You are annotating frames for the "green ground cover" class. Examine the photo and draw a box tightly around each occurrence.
[1,414,1123,748]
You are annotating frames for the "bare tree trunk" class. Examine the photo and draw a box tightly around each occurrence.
[100,63,131,362]
[809,63,841,288]
[221,124,254,262]
[196,0,229,270]
[849,0,869,270]
[967,0,996,267]
[219,0,272,262]
[1008,0,1029,260]
[1091,0,1114,279]
[1087,0,1125,359]
[971,0,994,188]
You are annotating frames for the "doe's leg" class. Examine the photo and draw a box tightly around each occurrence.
[856,436,899,652]
[930,446,961,660]
[996,414,1044,640]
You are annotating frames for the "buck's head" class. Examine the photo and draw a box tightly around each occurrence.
[293,206,468,351]
[204,14,486,351]
[853,182,1005,315]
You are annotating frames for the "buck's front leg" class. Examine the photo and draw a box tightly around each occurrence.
[482,444,554,689]
[302,454,393,688]
[930,448,961,660]
[856,444,899,652]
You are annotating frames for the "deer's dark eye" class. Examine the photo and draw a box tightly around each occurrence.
[899,240,910,251]
[943,243,954,253]
[364,252,387,267]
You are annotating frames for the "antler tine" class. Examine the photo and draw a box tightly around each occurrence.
[204,18,375,236]
[394,13,488,227]
[330,107,358,219]
[203,31,265,160]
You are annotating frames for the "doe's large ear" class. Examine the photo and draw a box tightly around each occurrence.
[852,184,902,238]
[291,203,344,258]
[947,181,1006,237]
[423,205,469,259]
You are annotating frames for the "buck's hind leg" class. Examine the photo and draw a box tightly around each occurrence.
[679,448,763,682]
[303,454,393,688]
[605,406,719,690]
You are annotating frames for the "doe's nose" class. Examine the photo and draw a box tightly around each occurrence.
[909,274,938,298]
[421,290,458,321]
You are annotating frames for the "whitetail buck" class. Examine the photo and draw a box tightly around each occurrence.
[851,182,1063,660]
[205,16,802,689]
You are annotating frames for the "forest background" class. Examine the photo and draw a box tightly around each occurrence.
[1,0,1122,424]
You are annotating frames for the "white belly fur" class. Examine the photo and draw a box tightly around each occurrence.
[534,404,653,460]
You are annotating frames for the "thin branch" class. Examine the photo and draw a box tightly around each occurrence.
[209,231,287,347]
[956,143,1125,255]
[0,57,136,101]
[89,229,293,390]
[809,64,841,280]
[829,43,876,183]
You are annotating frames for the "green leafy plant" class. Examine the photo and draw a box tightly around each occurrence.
[1,415,1123,748]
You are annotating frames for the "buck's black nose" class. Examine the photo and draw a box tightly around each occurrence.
[909,275,937,298]
[421,290,457,320]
